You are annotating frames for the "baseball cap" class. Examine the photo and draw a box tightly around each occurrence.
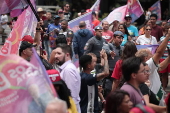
[125,14,132,19]
[58,9,63,13]
[47,69,62,85]
[54,15,60,19]
[129,104,155,113]
[37,7,46,14]
[114,31,124,37]
[94,26,103,30]
[22,35,34,44]
[19,41,36,55]
[67,30,74,37]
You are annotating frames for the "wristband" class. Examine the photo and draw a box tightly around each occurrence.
[36,28,41,30]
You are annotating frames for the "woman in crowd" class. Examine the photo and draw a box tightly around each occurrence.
[139,20,152,35]
[161,20,167,36]
[118,24,132,46]
[105,90,133,113]
[111,41,138,91]
[136,25,157,45]
[139,63,166,113]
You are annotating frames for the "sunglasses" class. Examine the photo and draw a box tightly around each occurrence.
[66,6,69,7]
[145,29,151,31]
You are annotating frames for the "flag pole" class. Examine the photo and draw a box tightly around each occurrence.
[26,0,40,22]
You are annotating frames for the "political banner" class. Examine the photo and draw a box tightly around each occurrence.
[150,1,161,20]
[0,0,28,17]
[127,0,144,22]
[68,11,93,32]
[105,5,128,24]
[0,53,55,113]
[90,0,101,12]
[0,0,37,58]
[136,44,159,54]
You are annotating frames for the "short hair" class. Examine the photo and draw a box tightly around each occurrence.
[87,53,97,58]
[56,44,73,58]
[105,90,130,113]
[102,21,109,26]
[150,14,158,20]
[55,34,67,45]
[79,21,86,28]
[79,55,92,70]
[61,19,68,25]
[122,57,143,81]
[135,49,149,62]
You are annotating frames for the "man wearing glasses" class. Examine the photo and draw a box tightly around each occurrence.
[124,15,138,42]
[63,3,72,21]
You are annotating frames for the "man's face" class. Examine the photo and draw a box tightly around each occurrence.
[61,21,68,30]
[125,18,132,25]
[89,56,97,70]
[54,18,60,25]
[64,4,70,11]
[95,29,103,37]
[150,17,157,25]
[114,35,123,46]
[102,22,109,30]
[46,12,52,19]
[135,63,149,83]
[23,48,33,61]
[54,48,66,66]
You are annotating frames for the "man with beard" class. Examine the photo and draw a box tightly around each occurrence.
[59,20,71,37]
[102,21,113,43]
[54,44,81,113]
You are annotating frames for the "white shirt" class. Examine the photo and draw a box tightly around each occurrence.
[0,14,8,29]
[136,35,158,45]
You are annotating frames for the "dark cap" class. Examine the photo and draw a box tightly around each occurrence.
[125,14,132,19]
[19,41,36,55]
[54,15,60,19]
[67,30,74,37]
[114,31,124,37]
[94,26,103,30]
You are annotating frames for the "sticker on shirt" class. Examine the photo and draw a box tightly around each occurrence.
[102,36,111,40]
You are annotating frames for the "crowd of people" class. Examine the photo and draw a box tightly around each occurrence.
[1,2,170,113]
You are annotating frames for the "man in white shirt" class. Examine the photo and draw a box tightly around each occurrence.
[0,14,8,44]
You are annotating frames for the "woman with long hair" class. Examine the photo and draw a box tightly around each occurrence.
[118,24,132,46]
[105,90,133,113]
[111,41,138,91]
[136,25,157,45]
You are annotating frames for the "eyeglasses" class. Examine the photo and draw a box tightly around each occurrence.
[66,6,70,7]
[141,70,151,74]
[145,29,151,31]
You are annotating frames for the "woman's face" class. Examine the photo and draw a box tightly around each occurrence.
[146,20,152,26]
[118,25,125,33]
[145,26,152,34]
[118,95,133,113]
[165,25,170,33]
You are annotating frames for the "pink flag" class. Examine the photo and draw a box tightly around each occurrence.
[105,5,128,24]
[150,1,161,20]
[0,0,37,58]
[0,0,28,17]
[90,0,101,12]
[0,53,56,113]
[127,0,144,22]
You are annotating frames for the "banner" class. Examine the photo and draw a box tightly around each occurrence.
[150,1,161,20]
[0,0,37,58]
[68,11,93,32]
[136,44,159,54]
[90,0,101,12]
[0,0,28,16]
[105,5,128,24]
[0,52,56,113]
[127,0,144,22]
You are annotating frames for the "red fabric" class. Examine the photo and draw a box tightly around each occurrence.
[111,60,122,80]
[159,59,170,73]
[47,69,61,83]
[22,35,34,44]
[165,93,170,105]
[130,105,155,113]
[102,30,113,42]
[92,19,100,28]
[151,25,163,42]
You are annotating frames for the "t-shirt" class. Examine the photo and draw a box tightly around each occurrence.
[151,25,163,42]
[160,36,170,59]
[136,35,158,45]
[139,83,159,105]
[127,25,139,37]
[121,34,128,46]
[111,60,122,80]
[102,30,113,42]
[146,58,165,106]
[64,12,72,21]
[47,24,61,48]
[0,14,8,29]
[121,82,145,106]
[92,19,100,28]
[79,72,99,113]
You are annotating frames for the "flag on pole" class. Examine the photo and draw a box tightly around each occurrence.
[90,0,101,12]
[0,52,55,113]
[127,0,144,22]
[150,1,161,20]
[68,12,93,32]
[0,0,37,58]
[0,0,28,17]
[105,5,128,24]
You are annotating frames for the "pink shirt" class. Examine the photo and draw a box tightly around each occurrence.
[102,30,113,42]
